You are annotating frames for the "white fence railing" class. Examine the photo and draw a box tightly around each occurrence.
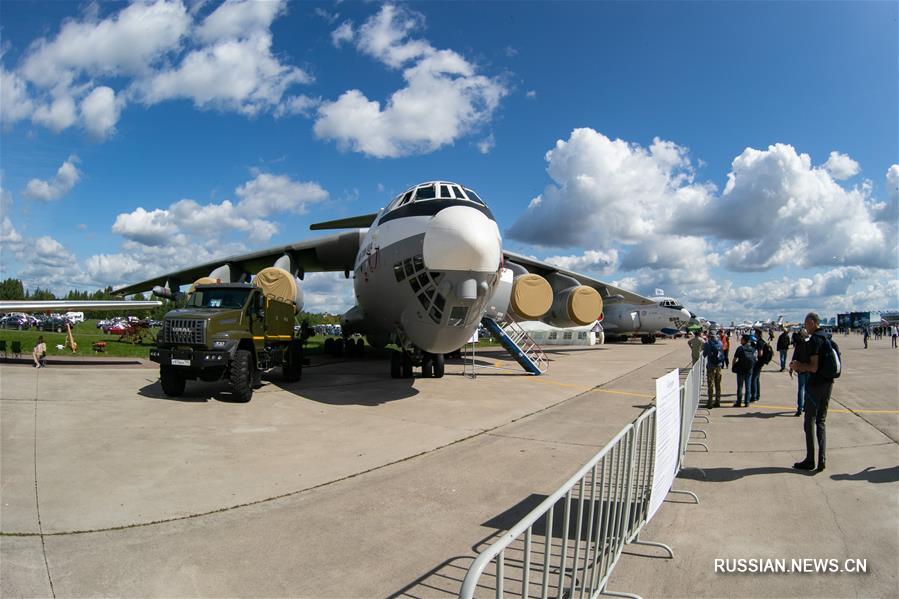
[459,359,706,599]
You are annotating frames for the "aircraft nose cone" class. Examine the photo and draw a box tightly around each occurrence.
[422,206,501,272]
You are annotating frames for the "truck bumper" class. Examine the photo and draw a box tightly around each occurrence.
[149,347,230,367]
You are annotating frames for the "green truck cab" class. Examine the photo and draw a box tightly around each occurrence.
[150,282,303,402]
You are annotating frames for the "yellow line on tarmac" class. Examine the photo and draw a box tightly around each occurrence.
[754,404,899,414]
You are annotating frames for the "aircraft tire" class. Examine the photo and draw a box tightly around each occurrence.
[422,354,434,378]
[356,338,365,357]
[402,353,413,379]
[283,340,302,382]
[160,365,185,397]
[335,338,345,357]
[229,349,253,403]
[433,353,445,378]
[390,351,402,378]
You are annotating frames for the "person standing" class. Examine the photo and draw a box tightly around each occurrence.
[776,328,791,371]
[703,331,724,408]
[750,329,771,402]
[789,328,810,416]
[719,329,730,368]
[688,332,703,364]
[731,334,756,407]
[789,312,835,473]
[863,328,869,349]
[892,326,898,349]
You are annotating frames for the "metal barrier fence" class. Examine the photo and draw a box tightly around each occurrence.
[459,359,707,599]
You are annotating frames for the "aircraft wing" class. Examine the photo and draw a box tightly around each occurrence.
[114,230,365,296]
[0,300,161,312]
[502,251,656,306]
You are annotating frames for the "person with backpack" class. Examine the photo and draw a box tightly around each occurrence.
[750,329,772,402]
[789,328,810,416]
[776,328,791,371]
[719,329,730,367]
[789,312,840,473]
[703,330,725,408]
[731,334,756,407]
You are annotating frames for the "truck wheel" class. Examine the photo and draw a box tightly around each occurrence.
[422,353,434,378]
[160,365,186,397]
[230,349,253,403]
[433,353,445,378]
[283,340,302,382]
[390,351,402,378]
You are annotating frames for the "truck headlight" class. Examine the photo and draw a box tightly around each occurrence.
[212,340,229,348]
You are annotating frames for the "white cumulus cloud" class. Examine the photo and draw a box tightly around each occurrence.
[80,86,122,138]
[3,0,309,138]
[23,156,81,201]
[823,151,861,180]
[315,4,507,158]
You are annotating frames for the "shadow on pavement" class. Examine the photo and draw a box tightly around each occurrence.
[678,466,812,482]
[138,379,246,403]
[722,410,794,419]
[273,376,418,405]
[831,465,899,484]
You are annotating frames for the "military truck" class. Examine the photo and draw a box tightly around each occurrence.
[150,267,304,402]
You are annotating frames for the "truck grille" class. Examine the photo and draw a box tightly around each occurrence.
[163,319,206,345]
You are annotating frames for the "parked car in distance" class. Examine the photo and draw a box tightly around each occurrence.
[0,314,30,329]
[38,315,75,333]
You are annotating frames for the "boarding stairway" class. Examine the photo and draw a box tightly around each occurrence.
[480,317,549,375]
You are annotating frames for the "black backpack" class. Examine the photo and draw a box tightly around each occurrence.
[816,333,842,380]
[757,340,773,366]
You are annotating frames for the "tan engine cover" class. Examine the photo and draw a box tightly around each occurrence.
[566,286,603,326]
[254,267,302,310]
[510,274,553,320]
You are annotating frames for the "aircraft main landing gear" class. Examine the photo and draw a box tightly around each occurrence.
[641,335,657,344]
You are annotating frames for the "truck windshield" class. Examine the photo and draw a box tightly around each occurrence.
[187,288,252,309]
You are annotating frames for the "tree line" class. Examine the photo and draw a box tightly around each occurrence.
[0,277,340,323]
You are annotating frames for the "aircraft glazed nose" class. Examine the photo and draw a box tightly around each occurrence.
[422,206,501,273]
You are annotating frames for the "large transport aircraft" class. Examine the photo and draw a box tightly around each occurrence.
[601,296,692,344]
[114,181,679,378]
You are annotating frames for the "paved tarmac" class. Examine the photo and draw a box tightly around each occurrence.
[0,336,895,597]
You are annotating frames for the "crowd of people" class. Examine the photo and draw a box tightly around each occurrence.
[687,312,844,474]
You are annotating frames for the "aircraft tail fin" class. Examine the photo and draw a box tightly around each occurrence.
[309,213,378,230]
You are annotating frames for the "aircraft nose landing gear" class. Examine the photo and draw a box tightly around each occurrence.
[390,349,444,378]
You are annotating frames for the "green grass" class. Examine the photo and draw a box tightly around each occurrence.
[0,319,159,359]
[0,319,503,360]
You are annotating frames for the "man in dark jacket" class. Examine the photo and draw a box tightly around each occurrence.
[776,328,791,371]
[789,312,834,473]
[789,328,810,416]
[750,329,771,402]
[731,334,756,407]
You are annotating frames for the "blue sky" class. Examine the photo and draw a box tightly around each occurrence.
[1,0,896,322]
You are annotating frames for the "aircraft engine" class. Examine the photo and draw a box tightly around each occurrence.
[254,267,304,313]
[484,267,553,321]
[543,273,603,328]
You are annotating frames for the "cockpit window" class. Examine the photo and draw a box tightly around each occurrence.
[451,185,465,199]
[464,188,485,205]
[439,184,451,198]
[415,184,436,200]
